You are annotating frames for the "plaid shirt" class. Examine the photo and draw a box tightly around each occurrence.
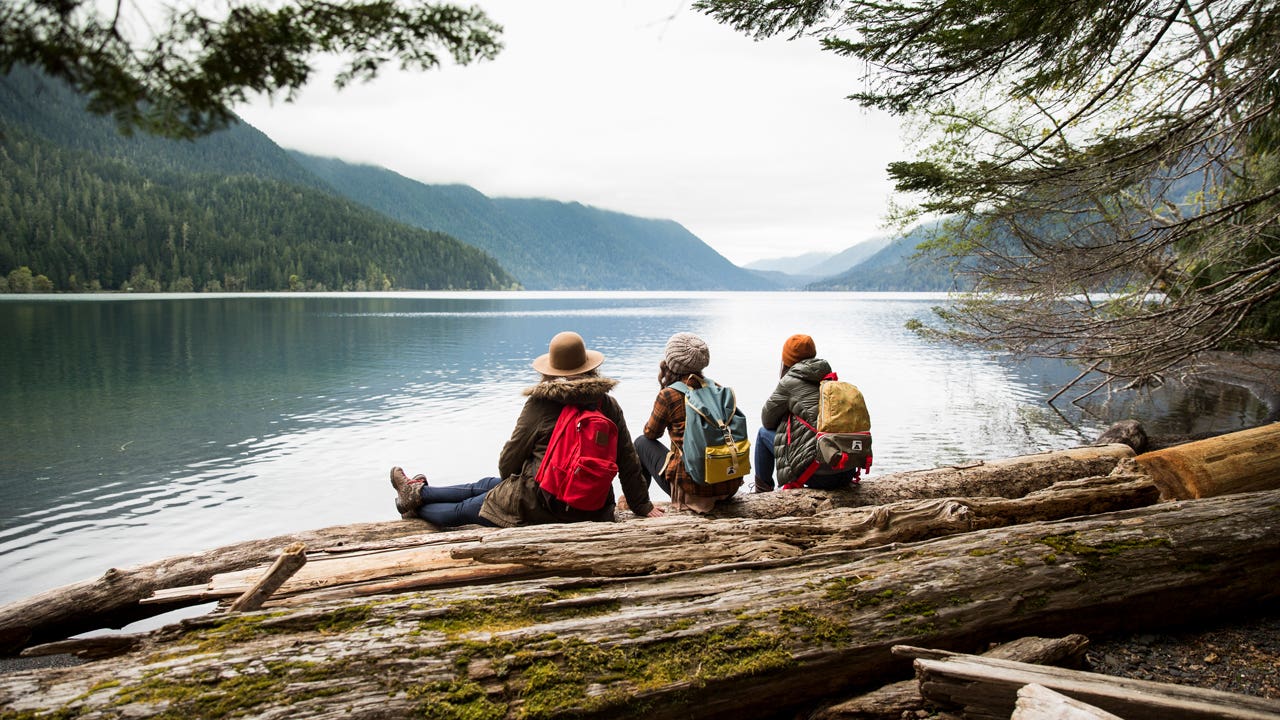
[644,380,742,502]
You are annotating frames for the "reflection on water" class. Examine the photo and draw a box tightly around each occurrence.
[0,292,1268,605]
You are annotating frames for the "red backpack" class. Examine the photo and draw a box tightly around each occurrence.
[535,404,619,511]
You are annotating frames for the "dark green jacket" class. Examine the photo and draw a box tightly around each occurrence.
[760,358,832,487]
[479,374,655,527]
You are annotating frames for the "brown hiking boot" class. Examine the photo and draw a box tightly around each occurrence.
[390,467,426,519]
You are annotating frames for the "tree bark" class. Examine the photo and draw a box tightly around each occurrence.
[2,489,1276,720]
[0,444,1137,656]
[1134,421,1280,500]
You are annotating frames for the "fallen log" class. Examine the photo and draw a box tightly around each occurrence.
[708,444,1134,519]
[915,653,1280,720]
[0,449,1143,656]
[812,635,1089,720]
[0,520,441,655]
[144,472,1157,609]
[1135,421,1280,500]
[2,489,1276,720]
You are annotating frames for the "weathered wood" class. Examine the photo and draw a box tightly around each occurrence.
[915,653,1280,720]
[0,520,441,655]
[143,472,1158,608]
[226,542,308,613]
[1013,684,1123,720]
[1135,422,1280,500]
[812,635,1089,720]
[0,445,1135,655]
[1,489,1276,720]
[706,444,1135,519]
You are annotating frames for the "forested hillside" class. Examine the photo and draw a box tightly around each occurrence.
[0,67,515,292]
[293,152,777,290]
[808,223,971,291]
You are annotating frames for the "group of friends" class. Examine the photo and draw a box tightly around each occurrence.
[389,330,861,528]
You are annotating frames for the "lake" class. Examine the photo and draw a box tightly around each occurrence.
[0,292,1269,608]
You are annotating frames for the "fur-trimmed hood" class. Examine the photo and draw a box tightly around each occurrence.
[524,374,620,403]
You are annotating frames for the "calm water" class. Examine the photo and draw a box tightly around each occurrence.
[0,292,1268,607]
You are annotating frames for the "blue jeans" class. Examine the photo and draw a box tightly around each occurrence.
[754,427,777,490]
[415,476,501,527]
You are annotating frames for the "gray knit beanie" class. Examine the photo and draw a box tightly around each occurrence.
[664,332,710,375]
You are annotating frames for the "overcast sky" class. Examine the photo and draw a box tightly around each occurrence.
[237,1,908,266]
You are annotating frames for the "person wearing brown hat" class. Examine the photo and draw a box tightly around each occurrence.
[389,331,663,527]
[754,334,859,492]
[634,332,743,513]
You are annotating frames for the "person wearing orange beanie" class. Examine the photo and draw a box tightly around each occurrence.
[753,334,860,492]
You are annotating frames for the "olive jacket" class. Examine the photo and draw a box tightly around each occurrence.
[760,357,832,487]
[479,374,655,527]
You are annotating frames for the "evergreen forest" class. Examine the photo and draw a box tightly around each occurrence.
[0,67,515,293]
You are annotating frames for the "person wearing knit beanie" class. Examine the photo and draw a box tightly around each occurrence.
[755,334,864,494]
[664,332,710,376]
[634,332,742,513]
[781,333,816,369]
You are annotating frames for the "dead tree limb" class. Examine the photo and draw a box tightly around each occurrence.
[1,489,1276,720]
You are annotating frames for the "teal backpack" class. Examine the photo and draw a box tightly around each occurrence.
[671,379,751,485]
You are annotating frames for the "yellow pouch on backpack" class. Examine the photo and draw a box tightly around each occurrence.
[817,380,871,433]
[703,437,752,484]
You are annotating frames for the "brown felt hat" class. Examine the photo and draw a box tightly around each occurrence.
[531,331,605,377]
[781,334,817,367]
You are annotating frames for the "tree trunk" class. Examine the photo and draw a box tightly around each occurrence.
[709,444,1134,519]
[139,472,1157,610]
[1134,421,1280,500]
[0,444,1137,656]
[2,489,1276,720]
[0,521,441,655]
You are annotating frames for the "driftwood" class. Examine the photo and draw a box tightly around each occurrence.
[1135,421,1280,500]
[915,652,1280,720]
[1013,684,1122,720]
[226,542,308,613]
[0,521,441,655]
[707,444,1134,519]
[0,445,1137,655]
[812,635,1089,720]
[2,489,1277,719]
[141,472,1157,610]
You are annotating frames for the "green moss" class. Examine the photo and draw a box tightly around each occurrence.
[777,606,852,643]
[662,618,694,633]
[1019,594,1050,613]
[967,548,997,557]
[1036,533,1173,573]
[409,679,508,720]
[823,574,871,601]
[419,593,619,638]
[1004,556,1026,567]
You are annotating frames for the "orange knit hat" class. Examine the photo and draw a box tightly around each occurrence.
[781,334,817,367]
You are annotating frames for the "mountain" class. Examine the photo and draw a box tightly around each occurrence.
[808,221,973,291]
[0,66,515,291]
[745,235,895,285]
[291,152,777,291]
[744,251,835,275]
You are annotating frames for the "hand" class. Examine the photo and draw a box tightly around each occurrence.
[643,506,665,518]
